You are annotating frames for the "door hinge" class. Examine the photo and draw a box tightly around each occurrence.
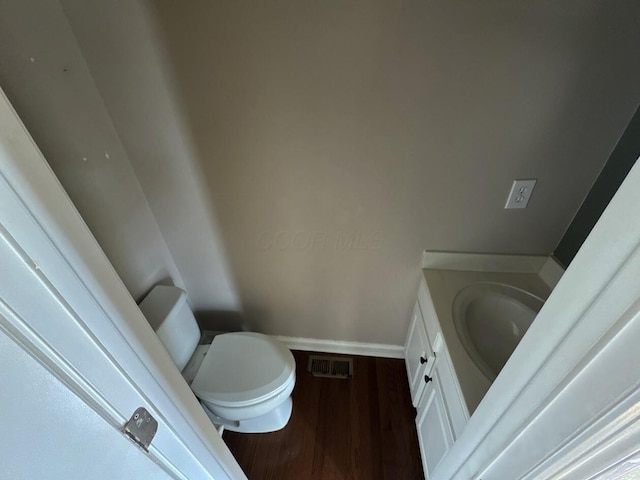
[122,407,157,451]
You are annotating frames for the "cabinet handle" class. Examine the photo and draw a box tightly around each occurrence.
[424,374,433,384]
[420,352,436,364]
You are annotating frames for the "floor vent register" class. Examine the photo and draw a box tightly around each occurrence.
[307,355,353,379]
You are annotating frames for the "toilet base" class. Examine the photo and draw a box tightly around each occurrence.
[204,396,293,434]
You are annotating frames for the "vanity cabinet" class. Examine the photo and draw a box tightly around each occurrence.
[404,278,469,479]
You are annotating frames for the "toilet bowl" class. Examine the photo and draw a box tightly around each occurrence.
[139,285,296,433]
[191,331,296,432]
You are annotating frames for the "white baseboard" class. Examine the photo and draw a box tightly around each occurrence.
[274,336,405,359]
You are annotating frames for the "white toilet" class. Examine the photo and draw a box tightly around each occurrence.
[139,285,296,433]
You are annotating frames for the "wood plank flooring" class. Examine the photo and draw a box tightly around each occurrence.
[223,351,424,480]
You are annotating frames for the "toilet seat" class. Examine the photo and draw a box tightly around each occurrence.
[191,332,295,408]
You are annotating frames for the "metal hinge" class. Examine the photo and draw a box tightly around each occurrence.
[122,407,157,451]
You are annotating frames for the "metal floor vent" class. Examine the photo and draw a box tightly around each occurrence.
[307,355,353,379]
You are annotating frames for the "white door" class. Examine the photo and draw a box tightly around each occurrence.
[0,327,171,480]
[0,88,246,479]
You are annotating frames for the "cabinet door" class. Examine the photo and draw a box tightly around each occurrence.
[404,302,434,406]
[416,370,454,479]
[435,345,470,439]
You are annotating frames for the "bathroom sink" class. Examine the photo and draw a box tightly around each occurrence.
[452,282,544,381]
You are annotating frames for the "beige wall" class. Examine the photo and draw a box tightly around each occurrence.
[146,0,640,344]
[0,0,240,314]
[59,0,241,317]
[3,1,640,345]
[0,0,183,301]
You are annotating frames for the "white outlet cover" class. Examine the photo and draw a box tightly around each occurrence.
[505,179,537,209]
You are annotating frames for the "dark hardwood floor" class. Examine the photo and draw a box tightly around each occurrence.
[223,351,424,480]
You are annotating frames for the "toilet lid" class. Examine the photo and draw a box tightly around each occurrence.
[191,332,295,408]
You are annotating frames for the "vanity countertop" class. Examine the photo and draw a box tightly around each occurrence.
[422,267,554,415]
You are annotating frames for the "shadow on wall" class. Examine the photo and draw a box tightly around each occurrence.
[555,104,640,267]
[58,0,242,316]
[195,310,253,333]
[139,277,252,333]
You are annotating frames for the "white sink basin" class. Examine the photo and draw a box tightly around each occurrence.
[452,282,544,381]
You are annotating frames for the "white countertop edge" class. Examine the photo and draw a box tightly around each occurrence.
[421,251,548,273]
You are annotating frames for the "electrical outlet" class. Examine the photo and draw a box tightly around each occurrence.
[505,179,537,209]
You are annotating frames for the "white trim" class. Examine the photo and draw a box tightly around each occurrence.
[421,251,547,273]
[523,366,640,480]
[274,336,405,359]
[538,255,565,289]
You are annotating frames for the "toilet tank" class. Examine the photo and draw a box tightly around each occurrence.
[138,285,200,371]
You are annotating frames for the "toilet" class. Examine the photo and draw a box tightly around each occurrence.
[139,285,296,433]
